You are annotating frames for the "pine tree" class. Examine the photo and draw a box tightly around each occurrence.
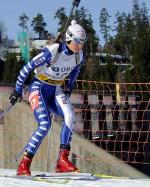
[31,13,47,39]
[2,53,23,83]
[99,8,111,45]
[19,13,29,31]
[131,0,150,82]
[54,7,67,33]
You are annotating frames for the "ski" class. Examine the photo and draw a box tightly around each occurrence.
[1,172,100,183]
[2,174,69,184]
[34,172,99,181]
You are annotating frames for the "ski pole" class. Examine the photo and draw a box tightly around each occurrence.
[46,113,55,172]
[14,120,36,161]
[0,87,28,120]
[13,143,27,162]
[0,103,13,120]
[14,114,55,162]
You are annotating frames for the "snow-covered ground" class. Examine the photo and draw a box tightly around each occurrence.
[0,169,150,187]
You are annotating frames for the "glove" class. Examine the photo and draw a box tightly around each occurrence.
[9,90,22,105]
[64,90,71,97]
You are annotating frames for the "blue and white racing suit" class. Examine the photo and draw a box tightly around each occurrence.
[15,42,85,155]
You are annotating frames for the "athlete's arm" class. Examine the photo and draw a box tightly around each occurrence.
[15,47,52,94]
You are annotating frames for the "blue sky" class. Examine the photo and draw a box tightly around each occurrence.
[0,0,150,42]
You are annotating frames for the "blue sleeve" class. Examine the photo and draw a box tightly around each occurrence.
[15,47,52,94]
[66,59,85,91]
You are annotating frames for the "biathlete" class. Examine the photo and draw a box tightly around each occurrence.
[9,20,87,175]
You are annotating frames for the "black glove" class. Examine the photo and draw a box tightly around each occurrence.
[9,90,22,105]
[64,90,71,97]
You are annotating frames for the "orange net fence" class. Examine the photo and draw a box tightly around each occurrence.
[71,80,150,171]
[1,82,150,174]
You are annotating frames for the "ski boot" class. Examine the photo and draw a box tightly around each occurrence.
[56,145,79,173]
[17,151,33,176]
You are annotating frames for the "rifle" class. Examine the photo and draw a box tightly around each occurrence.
[54,0,81,43]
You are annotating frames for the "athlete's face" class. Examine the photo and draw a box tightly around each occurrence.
[67,40,84,53]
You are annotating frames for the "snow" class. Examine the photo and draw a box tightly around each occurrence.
[0,169,150,187]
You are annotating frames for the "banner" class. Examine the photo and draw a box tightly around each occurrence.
[18,31,30,63]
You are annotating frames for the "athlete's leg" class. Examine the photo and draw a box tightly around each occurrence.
[55,87,75,146]
[17,81,54,175]
[25,82,52,155]
[53,87,78,172]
